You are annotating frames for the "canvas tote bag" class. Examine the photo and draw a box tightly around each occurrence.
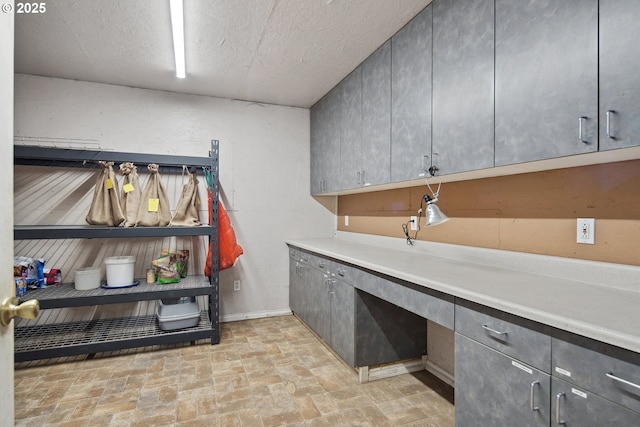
[118,162,142,227]
[170,166,201,226]
[86,161,126,226]
[135,163,171,226]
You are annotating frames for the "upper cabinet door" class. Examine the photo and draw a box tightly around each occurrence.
[339,68,363,191]
[310,87,341,194]
[432,0,494,175]
[362,40,392,187]
[310,96,326,195]
[495,0,598,166]
[599,0,640,150]
[391,5,432,183]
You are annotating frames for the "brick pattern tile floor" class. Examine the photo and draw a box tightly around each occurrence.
[14,315,454,426]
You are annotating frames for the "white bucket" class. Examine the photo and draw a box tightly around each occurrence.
[104,256,136,287]
[74,267,101,290]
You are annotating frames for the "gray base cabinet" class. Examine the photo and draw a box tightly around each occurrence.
[288,249,355,365]
[456,334,551,427]
[288,246,427,369]
[455,300,552,426]
[551,377,640,426]
[494,0,598,165]
[551,332,640,425]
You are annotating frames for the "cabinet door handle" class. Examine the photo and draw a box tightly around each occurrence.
[606,110,615,139]
[361,170,366,186]
[555,392,566,425]
[606,372,640,391]
[356,171,361,186]
[481,324,508,339]
[530,381,540,411]
[579,116,588,143]
[337,268,345,277]
[422,155,429,172]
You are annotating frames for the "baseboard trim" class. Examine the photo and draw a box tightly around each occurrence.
[424,357,455,388]
[358,358,425,383]
[220,309,292,323]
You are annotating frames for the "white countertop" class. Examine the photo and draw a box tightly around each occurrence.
[287,234,640,354]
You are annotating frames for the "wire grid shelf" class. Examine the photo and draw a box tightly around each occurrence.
[22,276,214,309]
[14,311,213,357]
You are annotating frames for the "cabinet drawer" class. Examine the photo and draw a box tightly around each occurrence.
[552,377,640,426]
[455,301,550,372]
[552,334,640,414]
[353,269,454,329]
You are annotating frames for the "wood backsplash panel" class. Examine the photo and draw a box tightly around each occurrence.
[338,160,640,265]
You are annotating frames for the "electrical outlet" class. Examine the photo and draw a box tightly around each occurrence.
[577,218,595,244]
[410,216,418,231]
[233,280,240,291]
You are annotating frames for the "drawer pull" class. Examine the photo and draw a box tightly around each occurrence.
[337,268,345,277]
[318,262,325,269]
[530,381,540,411]
[606,372,640,391]
[579,116,588,143]
[481,324,508,338]
[606,110,616,139]
[555,392,566,425]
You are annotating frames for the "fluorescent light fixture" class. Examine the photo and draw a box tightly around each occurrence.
[170,0,186,78]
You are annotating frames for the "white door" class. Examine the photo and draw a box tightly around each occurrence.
[1,2,15,424]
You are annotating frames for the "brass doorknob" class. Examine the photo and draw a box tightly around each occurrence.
[0,297,39,326]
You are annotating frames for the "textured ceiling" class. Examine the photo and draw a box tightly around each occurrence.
[14,0,432,108]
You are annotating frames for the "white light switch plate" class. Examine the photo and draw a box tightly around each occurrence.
[577,218,595,244]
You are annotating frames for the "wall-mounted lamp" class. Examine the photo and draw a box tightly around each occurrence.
[402,180,449,245]
[424,193,449,227]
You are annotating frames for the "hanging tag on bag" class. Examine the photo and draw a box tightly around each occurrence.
[106,178,114,189]
[123,183,135,193]
[148,198,160,212]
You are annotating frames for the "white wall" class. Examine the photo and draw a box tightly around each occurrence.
[14,74,336,321]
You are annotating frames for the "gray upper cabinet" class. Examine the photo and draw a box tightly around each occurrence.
[310,86,341,194]
[391,5,432,183]
[339,68,363,190]
[494,0,598,166]
[599,0,640,150]
[361,40,392,187]
[432,0,494,175]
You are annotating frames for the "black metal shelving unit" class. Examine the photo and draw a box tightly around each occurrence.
[13,141,220,362]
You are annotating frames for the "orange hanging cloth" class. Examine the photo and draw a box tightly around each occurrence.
[205,194,243,276]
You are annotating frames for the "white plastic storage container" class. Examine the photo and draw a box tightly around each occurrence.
[104,256,135,287]
[74,267,101,290]
[156,297,200,331]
